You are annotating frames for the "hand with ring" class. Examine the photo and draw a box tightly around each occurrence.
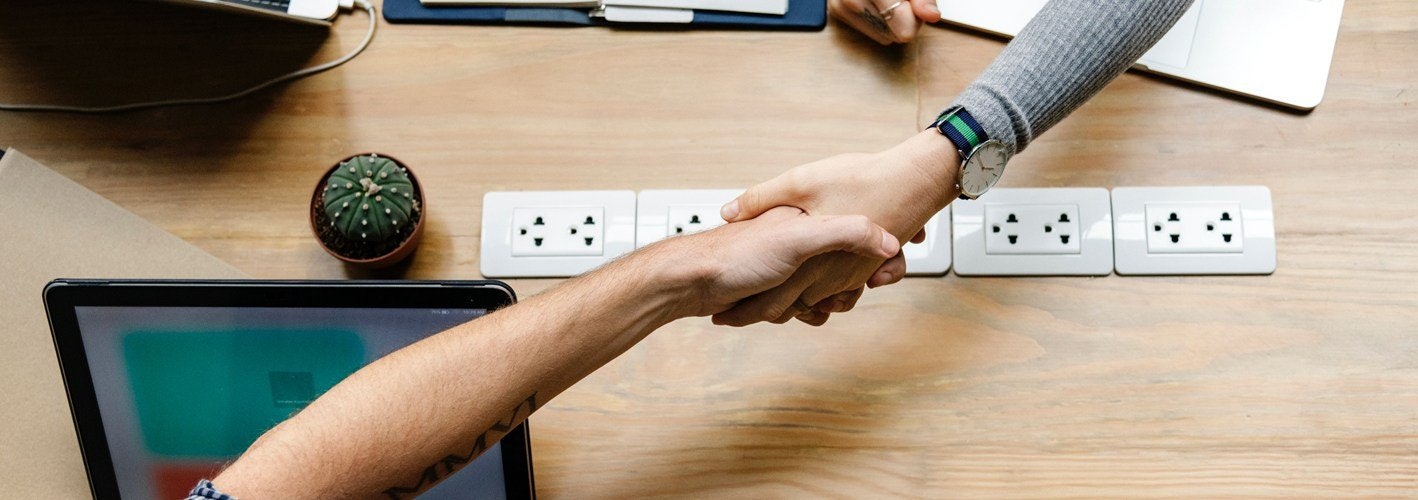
[831,0,942,45]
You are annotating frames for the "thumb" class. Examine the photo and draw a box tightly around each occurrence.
[909,0,941,23]
[782,215,900,264]
[722,173,799,222]
[867,251,907,288]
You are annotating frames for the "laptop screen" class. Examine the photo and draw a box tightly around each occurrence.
[72,305,508,499]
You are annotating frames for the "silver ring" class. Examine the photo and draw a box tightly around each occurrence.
[879,0,905,20]
[792,298,813,314]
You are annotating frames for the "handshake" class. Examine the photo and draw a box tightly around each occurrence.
[638,130,963,328]
[206,130,969,500]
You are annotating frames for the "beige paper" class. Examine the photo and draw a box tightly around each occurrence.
[0,149,246,498]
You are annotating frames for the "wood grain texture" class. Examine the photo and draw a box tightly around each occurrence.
[1,0,1415,496]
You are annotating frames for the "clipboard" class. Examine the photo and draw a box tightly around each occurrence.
[382,0,826,30]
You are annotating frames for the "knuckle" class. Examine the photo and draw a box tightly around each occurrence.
[761,302,791,323]
[843,215,877,243]
[738,186,763,209]
[782,168,812,197]
[845,214,874,229]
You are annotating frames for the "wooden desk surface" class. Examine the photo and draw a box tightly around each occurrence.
[3,0,1416,496]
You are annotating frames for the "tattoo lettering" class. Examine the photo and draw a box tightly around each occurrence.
[861,7,891,35]
[383,392,539,499]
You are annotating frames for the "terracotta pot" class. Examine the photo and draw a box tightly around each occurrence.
[309,153,425,269]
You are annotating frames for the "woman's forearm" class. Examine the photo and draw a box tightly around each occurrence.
[950,0,1195,155]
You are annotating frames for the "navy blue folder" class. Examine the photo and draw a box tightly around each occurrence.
[383,0,825,30]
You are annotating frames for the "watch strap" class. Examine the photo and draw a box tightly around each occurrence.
[931,106,990,154]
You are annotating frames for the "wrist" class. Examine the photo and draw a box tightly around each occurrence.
[899,129,962,208]
[873,129,964,237]
[556,243,692,337]
[625,241,705,323]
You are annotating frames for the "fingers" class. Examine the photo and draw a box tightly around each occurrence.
[883,0,923,43]
[908,0,941,23]
[753,259,823,325]
[712,266,819,327]
[829,0,933,45]
[723,177,794,222]
[813,287,864,314]
[772,297,812,324]
[707,214,899,327]
[792,286,863,327]
[867,251,907,288]
[830,0,898,45]
[867,229,918,289]
[837,287,866,312]
[796,309,832,326]
[719,216,896,326]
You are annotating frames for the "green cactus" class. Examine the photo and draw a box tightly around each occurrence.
[322,154,419,244]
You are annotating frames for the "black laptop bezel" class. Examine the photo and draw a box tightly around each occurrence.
[43,279,535,500]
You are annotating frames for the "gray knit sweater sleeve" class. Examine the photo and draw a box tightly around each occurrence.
[949,0,1195,156]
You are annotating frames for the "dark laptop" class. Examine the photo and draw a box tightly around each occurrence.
[44,280,534,499]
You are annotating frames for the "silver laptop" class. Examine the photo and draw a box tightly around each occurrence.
[156,0,341,25]
[939,0,1345,110]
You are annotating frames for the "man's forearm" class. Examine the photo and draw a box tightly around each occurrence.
[214,252,686,499]
[208,207,899,498]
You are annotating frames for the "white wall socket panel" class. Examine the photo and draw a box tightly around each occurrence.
[636,189,743,247]
[1111,186,1275,275]
[481,190,637,278]
[903,209,952,276]
[952,187,1114,276]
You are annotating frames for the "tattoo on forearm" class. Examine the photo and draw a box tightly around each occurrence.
[861,7,891,35]
[382,392,539,499]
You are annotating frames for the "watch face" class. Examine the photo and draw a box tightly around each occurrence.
[960,140,1008,198]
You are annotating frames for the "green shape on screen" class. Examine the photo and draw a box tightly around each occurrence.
[124,329,365,458]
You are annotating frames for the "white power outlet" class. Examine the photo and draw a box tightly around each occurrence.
[667,206,720,237]
[1144,202,1242,253]
[903,209,952,276]
[984,203,1081,255]
[1112,186,1275,275]
[952,188,1113,276]
[511,207,604,256]
[636,189,742,247]
[481,191,637,278]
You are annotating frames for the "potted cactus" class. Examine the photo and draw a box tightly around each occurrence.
[310,153,425,268]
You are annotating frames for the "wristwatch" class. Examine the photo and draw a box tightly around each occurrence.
[928,106,1009,200]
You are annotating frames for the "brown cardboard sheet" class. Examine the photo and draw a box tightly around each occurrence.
[0,149,245,498]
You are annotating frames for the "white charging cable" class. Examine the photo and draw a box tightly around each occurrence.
[0,0,377,114]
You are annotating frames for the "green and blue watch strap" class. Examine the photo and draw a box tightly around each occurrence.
[931,106,989,153]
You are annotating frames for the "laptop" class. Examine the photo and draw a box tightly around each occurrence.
[938,0,1346,110]
[155,0,342,25]
[43,280,534,500]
